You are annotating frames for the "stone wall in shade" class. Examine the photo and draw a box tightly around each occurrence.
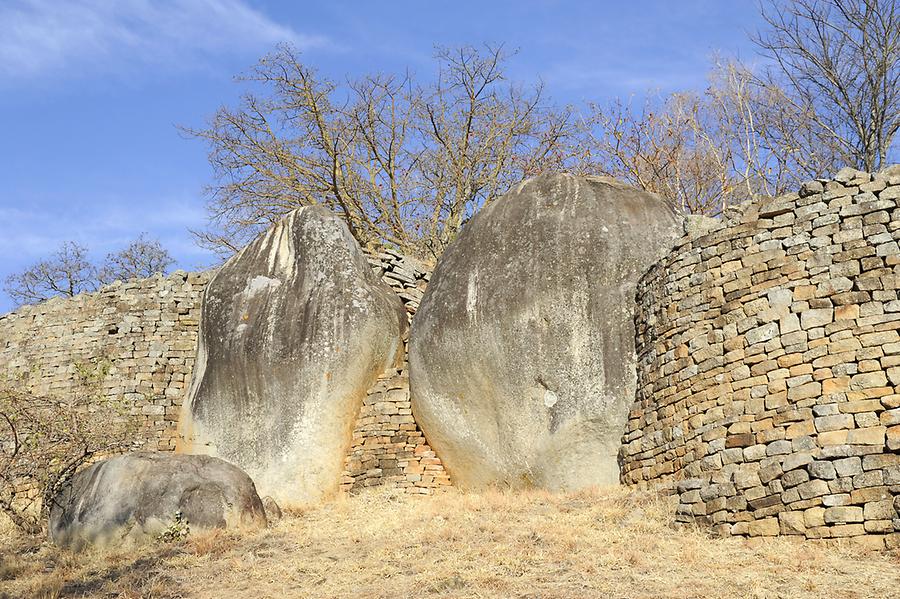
[341,250,451,494]
[620,166,900,547]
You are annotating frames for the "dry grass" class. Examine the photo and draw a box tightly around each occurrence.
[2,487,899,598]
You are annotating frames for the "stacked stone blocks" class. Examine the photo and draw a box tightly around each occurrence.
[0,271,210,451]
[341,249,451,494]
[364,247,431,320]
[339,360,451,494]
[621,166,900,546]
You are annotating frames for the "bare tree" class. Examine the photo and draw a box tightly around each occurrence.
[3,242,97,306]
[704,59,842,199]
[185,43,576,259]
[0,360,137,534]
[4,235,175,307]
[578,54,851,216]
[414,46,577,252]
[188,4,900,242]
[579,93,738,215]
[98,233,174,285]
[753,0,900,172]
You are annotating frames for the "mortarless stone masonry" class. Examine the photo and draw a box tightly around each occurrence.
[339,359,451,494]
[620,166,900,547]
[0,248,449,495]
[339,249,451,494]
[0,271,210,451]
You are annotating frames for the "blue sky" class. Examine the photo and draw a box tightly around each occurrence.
[0,0,763,312]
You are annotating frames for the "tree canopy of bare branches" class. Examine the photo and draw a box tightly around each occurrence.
[753,0,900,172]
[97,233,174,286]
[580,92,738,215]
[579,58,846,215]
[4,235,174,307]
[188,3,899,254]
[186,44,577,259]
[3,242,97,306]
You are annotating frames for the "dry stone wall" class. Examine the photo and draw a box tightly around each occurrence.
[621,167,900,547]
[340,248,451,494]
[0,271,210,451]
[365,248,430,319]
[339,358,451,494]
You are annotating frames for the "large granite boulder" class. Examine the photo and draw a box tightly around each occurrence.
[180,207,408,505]
[49,453,266,549]
[409,173,683,490]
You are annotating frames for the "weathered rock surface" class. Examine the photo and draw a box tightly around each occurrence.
[409,173,683,490]
[180,207,408,504]
[49,452,266,549]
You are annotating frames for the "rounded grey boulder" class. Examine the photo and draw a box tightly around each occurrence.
[180,207,407,505]
[48,452,267,549]
[409,173,683,490]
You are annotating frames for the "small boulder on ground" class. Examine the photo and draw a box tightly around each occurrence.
[48,452,267,549]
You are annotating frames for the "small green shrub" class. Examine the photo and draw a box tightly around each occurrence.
[155,511,190,544]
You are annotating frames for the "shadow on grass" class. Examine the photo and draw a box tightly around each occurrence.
[0,536,187,599]
[58,546,185,598]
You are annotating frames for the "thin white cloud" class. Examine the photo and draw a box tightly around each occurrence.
[0,0,328,78]
[0,194,219,313]
[545,62,708,97]
[0,193,212,265]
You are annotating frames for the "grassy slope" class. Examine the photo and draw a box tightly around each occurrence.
[2,487,899,598]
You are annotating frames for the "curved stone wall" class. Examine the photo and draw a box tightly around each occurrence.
[620,167,900,546]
